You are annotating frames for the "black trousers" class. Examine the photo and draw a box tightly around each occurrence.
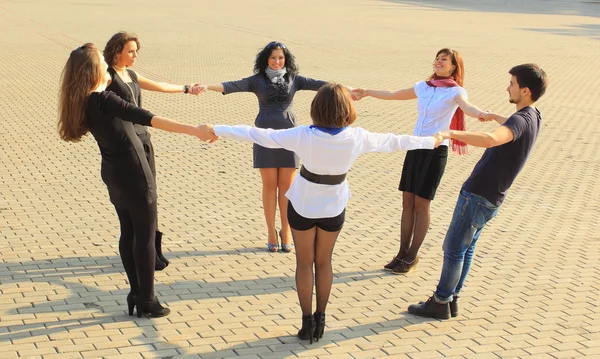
[115,201,157,301]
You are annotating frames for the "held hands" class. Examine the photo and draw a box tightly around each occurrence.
[351,88,367,101]
[188,83,204,95]
[478,111,495,122]
[191,84,208,95]
[433,132,444,148]
[194,124,219,143]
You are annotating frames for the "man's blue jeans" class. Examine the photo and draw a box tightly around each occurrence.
[434,190,499,303]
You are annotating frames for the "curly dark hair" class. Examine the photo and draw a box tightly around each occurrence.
[253,41,298,77]
[103,31,140,67]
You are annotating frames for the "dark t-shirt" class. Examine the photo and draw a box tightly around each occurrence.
[461,106,542,206]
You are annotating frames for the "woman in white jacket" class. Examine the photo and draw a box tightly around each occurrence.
[207,83,442,343]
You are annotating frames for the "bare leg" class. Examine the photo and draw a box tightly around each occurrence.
[314,227,340,313]
[292,226,317,315]
[260,168,279,246]
[277,168,296,246]
[405,196,431,261]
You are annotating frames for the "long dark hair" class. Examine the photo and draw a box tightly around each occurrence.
[58,43,103,142]
[253,41,298,77]
[103,31,140,67]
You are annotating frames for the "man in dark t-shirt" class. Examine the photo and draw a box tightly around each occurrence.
[408,64,549,320]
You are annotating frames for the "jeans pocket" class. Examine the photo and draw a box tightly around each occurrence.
[472,202,498,229]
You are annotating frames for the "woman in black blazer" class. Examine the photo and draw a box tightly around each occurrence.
[58,43,215,317]
[103,31,201,270]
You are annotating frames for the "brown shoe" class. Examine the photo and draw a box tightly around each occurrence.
[391,257,419,274]
[383,256,403,271]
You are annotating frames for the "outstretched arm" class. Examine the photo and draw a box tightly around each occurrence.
[151,118,217,142]
[454,94,486,119]
[352,87,416,101]
[359,129,441,153]
[211,124,302,152]
[136,73,199,94]
[195,83,225,93]
[442,126,514,149]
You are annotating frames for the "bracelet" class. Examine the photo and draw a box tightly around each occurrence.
[184,84,190,94]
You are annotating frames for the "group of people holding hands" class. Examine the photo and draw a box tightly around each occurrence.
[58,32,548,342]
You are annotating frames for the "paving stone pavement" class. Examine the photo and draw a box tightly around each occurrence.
[1,0,600,358]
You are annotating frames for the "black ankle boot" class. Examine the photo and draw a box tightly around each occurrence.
[408,296,450,320]
[135,297,170,318]
[126,292,137,316]
[313,312,326,342]
[155,231,169,271]
[450,296,459,317]
[297,314,316,344]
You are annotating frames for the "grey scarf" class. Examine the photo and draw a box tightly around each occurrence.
[265,67,287,83]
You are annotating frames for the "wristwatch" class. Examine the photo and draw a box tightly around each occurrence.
[184,84,190,94]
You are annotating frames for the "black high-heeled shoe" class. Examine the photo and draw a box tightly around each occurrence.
[313,312,326,341]
[135,297,171,318]
[126,293,137,316]
[297,314,316,344]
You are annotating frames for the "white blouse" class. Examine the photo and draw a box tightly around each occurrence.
[214,125,435,219]
[413,80,467,147]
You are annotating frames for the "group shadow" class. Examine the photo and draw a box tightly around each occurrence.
[0,249,438,357]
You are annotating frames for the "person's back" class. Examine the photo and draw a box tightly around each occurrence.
[462,106,542,206]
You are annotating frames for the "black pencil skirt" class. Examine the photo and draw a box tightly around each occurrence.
[399,145,448,200]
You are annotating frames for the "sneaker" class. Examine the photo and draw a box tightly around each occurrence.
[408,296,450,320]
[391,257,419,274]
[383,256,402,271]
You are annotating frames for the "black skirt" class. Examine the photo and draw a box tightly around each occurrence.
[399,145,448,200]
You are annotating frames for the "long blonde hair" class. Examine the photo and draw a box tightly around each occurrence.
[58,43,103,142]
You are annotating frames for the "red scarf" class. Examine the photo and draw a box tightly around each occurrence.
[425,75,467,155]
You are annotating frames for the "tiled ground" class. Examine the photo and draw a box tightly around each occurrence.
[1,0,600,358]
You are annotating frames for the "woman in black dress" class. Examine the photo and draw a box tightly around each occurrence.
[103,31,201,271]
[197,41,328,252]
[58,43,215,317]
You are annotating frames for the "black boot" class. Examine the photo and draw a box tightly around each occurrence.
[135,297,170,318]
[297,314,316,344]
[408,296,450,320]
[155,231,169,271]
[450,296,459,318]
[313,312,326,342]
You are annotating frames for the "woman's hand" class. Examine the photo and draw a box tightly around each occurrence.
[189,83,204,95]
[191,84,208,95]
[351,88,367,101]
[195,124,219,143]
[433,132,444,148]
[478,111,495,122]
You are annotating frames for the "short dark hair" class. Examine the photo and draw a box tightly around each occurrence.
[253,41,298,77]
[310,83,356,128]
[103,31,140,67]
[509,64,548,101]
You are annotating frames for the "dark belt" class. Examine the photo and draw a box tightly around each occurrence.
[300,166,347,185]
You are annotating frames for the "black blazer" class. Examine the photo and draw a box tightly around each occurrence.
[86,91,156,207]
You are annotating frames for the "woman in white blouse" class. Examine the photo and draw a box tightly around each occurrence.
[207,83,442,343]
[352,48,489,275]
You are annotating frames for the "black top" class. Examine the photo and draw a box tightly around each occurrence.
[462,106,542,206]
[86,91,156,207]
[106,67,149,140]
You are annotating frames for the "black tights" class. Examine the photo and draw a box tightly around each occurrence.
[115,201,157,302]
[292,226,340,315]
[399,192,431,261]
